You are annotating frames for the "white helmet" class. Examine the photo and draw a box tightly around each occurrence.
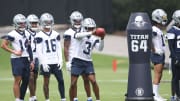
[172,10,180,25]
[13,14,26,31]
[40,13,54,29]
[82,18,96,31]
[70,11,83,28]
[152,9,168,25]
[27,14,39,32]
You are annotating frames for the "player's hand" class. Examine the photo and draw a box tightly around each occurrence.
[66,61,71,72]
[57,62,63,70]
[30,61,34,71]
[92,29,96,35]
[42,64,50,72]
[12,50,22,56]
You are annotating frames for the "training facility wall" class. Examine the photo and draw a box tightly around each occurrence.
[0,0,113,32]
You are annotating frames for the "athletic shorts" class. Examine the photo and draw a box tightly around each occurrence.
[11,57,30,76]
[150,52,165,65]
[71,58,94,76]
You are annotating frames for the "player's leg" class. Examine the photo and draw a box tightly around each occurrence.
[52,64,66,101]
[81,74,92,101]
[88,74,100,100]
[20,58,30,100]
[170,58,176,101]
[29,58,39,101]
[43,75,50,100]
[69,75,78,101]
[13,76,22,100]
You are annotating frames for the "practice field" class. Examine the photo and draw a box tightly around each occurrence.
[0,48,172,101]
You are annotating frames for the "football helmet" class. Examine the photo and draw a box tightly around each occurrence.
[13,14,26,31]
[172,10,180,25]
[82,18,96,31]
[152,9,168,25]
[69,11,83,28]
[27,14,39,32]
[40,13,54,29]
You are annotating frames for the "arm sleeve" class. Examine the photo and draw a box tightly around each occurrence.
[74,32,92,38]
[168,39,176,58]
[35,37,44,64]
[27,43,33,61]
[94,39,104,51]
[57,35,63,64]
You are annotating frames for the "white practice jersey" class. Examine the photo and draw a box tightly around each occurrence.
[7,30,30,58]
[36,30,63,65]
[152,26,166,54]
[26,29,38,58]
[63,28,83,62]
[73,35,104,61]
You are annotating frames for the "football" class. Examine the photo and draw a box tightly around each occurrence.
[95,27,106,38]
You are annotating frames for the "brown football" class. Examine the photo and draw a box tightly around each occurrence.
[95,27,106,37]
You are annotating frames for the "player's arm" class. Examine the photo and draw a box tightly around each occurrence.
[63,35,71,62]
[74,29,96,38]
[35,37,44,64]
[93,38,104,51]
[56,35,63,66]
[1,35,22,56]
[167,32,176,58]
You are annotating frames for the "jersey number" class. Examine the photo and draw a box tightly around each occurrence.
[131,40,147,52]
[45,39,56,53]
[83,41,91,55]
[19,39,28,51]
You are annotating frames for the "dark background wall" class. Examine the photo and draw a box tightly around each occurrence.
[0,0,113,32]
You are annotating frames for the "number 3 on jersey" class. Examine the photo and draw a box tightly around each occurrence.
[131,40,147,52]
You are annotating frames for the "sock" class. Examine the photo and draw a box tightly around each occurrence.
[20,99,24,101]
[46,99,50,101]
[61,98,66,101]
[153,84,159,96]
[87,97,92,100]
[29,97,34,101]
[73,98,78,101]
[33,96,37,100]
[96,100,100,101]
[15,98,20,101]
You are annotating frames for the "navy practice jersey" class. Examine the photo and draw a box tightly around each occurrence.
[167,26,180,58]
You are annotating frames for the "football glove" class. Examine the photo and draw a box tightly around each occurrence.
[175,58,180,67]
[42,64,50,72]
[57,62,63,70]
[66,61,71,72]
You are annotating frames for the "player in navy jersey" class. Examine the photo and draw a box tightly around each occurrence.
[151,9,168,101]
[1,14,34,101]
[167,10,180,101]
[26,14,39,101]
[36,13,66,101]
[69,18,104,101]
[63,11,92,101]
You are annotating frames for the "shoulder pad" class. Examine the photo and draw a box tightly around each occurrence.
[35,37,43,44]
[1,35,15,41]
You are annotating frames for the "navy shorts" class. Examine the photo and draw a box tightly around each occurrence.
[150,53,165,65]
[11,57,30,76]
[71,58,95,76]
[33,58,39,73]
[40,64,63,77]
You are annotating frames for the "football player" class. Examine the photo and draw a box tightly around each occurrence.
[69,18,104,101]
[26,14,39,101]
[35,13,66,101]
[167,10,180,101]
[63,11,92,101]
[1,14,34,101]
[151,9,167,101]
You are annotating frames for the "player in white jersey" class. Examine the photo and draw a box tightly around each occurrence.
[64,11,92,101]
[1,14,34,101]
[36,13,66,101]
[26,14,39,101]
[69,18,104,101]
[151,9,168,101]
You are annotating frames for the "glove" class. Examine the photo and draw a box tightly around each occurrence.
[57,62,63,70]
[66,62,71,72]
[42,64,50,72]
[175,58,180,67]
